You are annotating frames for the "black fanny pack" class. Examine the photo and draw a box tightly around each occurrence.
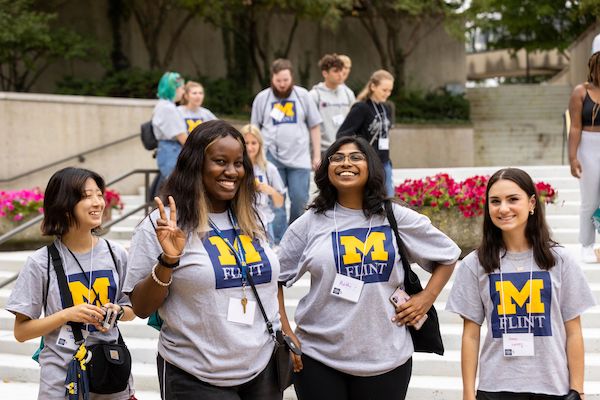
[86,332,131,394]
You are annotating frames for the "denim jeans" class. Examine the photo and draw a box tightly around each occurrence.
[383,160,394,197]
[267,152,310,243]
[157,140,182,179]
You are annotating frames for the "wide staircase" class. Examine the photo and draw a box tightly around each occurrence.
[0,165,599,399]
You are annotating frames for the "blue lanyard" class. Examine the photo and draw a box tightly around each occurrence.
[208,209,248,281]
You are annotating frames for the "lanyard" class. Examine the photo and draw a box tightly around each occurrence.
[498,250,534,335]
[333,203,372,280]
[208,210,248,281]
[369,101,388,145]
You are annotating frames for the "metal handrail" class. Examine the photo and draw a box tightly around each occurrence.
[0,168,159,289]
[0,133,139,183]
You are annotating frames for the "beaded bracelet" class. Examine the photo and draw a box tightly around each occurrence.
[151,263,173,287]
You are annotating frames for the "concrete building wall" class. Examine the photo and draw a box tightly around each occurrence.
[32,2,465,94]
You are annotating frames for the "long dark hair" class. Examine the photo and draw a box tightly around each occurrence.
[478,168,557,273]
[42,167,106,236]
[160,120,260,237]
[309,136,388,217]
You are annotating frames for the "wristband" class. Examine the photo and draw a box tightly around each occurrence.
[116,305,125,321]
[157,253,180,269]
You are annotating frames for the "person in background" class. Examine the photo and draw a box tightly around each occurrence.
[446,168,594,400]
[177,81,217,134]
[278,136,460,400]
[338,54,352,86]
[240,123,285,243]
[153,72,187,182]
[310,54,356,156]
[337,70,395,196]
[568,36,600,263]
[251,58,322,243]
[124,120,283,400]
[5,167,136,400]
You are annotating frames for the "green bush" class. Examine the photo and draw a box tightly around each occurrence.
[391,89,470,123]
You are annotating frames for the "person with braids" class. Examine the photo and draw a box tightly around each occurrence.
[123,120,283,399]
[277,136,460,399]
[337,70,395,196]
[568,39,600,263]
[446,168,595,400]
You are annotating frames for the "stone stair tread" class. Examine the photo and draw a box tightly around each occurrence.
[0,381,162,400]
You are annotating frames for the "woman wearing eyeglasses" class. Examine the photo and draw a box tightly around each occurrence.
[277,136,460,399]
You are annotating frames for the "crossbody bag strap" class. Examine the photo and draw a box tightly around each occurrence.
[48,243,85,344]
[103,238,126,345]
[245,272,275,336]
[384,201,419,287]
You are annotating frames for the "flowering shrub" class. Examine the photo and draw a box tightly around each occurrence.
[0,189,44,222]
[0,187,124,222]
[395,174,558,218]
[104,188,124,211]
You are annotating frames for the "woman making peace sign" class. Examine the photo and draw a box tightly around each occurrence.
[123,120,283,399]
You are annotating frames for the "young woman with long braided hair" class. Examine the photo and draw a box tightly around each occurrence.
[568,44,600,263]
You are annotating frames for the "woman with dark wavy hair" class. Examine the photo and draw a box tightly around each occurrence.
[277,136,460,399]
[447,168,595,400]
[124,120,283,399]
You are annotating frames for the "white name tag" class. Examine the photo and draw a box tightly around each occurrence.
[332,114,345,126]
[378,137,389,150]
[227,297,256,326]
[502,332,534,357]
[330,273,364,303]
[56,324,89,350]
[270,106,285,122]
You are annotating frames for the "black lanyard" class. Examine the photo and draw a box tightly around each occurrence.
[66,246,102,306]
[208,209,248,282]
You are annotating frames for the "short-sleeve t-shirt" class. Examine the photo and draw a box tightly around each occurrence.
[5,239,132,400]
[446,247,596,396]
[253,162,285,225]
[122,210,281,387]
[278,203,460,376]
[250,86,322,169]
[177,105,217,134]
[152,99,186,141]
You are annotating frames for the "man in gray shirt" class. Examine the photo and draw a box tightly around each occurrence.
[251,59,322,243]
[310,54,356,155]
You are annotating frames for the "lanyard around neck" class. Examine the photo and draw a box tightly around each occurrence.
[333,203,372,280]
[208,209,248,281]
[498,250,534,335]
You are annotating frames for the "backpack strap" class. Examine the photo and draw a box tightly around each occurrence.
[47,243,85,345]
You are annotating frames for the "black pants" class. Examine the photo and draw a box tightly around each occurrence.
[477,391,566,400]
[157,353,282,400]
[294,354,412,400]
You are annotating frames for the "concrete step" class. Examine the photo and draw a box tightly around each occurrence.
[547,214,579,229]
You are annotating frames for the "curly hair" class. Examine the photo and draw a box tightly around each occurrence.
[309,136,388,218]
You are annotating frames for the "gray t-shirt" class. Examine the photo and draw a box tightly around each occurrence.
[309,82,355,151]
[176,105,217,134]
[250,86,322,169]
[278,203,460,376]
[122,210,280,387]
[254,162,285,225]
[446,247,596,395]
[5,239,132,400]
[152,99,186,141]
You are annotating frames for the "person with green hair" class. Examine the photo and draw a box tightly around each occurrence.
[153,72,187,184]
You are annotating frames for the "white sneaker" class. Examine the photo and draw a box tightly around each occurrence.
[582,245,599,263]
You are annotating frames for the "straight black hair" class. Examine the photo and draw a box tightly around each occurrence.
[478,168,557,273]
[309,136,388,217]
[42,167,106,236]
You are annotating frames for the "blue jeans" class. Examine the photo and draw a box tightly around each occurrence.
[383,160,394,197]
[157,140,182,179]
[267,152,310,244]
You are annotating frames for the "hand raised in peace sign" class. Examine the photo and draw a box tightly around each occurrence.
[154,196,186,259]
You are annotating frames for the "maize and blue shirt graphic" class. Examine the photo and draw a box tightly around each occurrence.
[123,209,280,387]
[446,248,596,395]
[250,85,322,169]
[6,239,132,399]
[279,203,460,376]
[177,105,217,134]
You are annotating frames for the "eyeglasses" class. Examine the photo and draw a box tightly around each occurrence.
[328,152,367,165]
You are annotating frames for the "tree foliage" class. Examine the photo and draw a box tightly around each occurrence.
[0,0,93,91]
[466,0,595,54]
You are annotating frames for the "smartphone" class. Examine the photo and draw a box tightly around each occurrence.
[389,287,428,330]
